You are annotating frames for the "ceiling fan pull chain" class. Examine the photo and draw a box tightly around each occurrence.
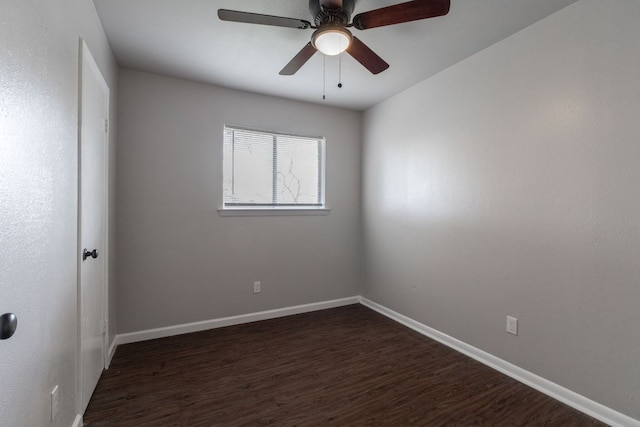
[338,52,343,89]
[323,54,326,100]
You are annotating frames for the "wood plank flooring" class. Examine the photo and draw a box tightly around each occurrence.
[84,304,605,426]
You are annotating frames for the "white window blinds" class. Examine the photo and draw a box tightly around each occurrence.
[223,126,325,208]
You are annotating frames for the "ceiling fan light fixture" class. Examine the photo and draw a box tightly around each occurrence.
[312,27,352,56]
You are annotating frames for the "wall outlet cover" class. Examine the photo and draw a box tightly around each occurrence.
[506,316,518,335]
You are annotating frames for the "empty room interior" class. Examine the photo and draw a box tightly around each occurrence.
[1,0,640,426]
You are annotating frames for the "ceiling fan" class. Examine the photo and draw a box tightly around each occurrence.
[218,0,450,76]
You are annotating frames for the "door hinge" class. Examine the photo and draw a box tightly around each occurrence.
[104,119,109,134]
[102,320,107,335]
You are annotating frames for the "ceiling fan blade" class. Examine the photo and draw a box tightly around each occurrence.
[280,42,318,75]
[346,36,389,74]
[352,0,450,30]
[218,9,311,29]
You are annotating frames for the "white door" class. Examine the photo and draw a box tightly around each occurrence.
[79,40,109,414]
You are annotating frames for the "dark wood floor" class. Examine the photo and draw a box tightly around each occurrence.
[85,304,605,426]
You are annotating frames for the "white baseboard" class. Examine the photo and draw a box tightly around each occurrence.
[360,297,639,427]
[115,296,360,346]
[105,336,117,369]
[71,414,82,427]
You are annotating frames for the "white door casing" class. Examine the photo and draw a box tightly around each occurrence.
[79,39,109,414]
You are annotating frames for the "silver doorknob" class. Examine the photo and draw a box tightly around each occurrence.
[83,248,99,261]
[0,313,17,340]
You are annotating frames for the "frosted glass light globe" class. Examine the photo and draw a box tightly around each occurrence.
[313,28,351,56]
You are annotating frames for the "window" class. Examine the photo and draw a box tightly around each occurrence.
[223,125,326,210]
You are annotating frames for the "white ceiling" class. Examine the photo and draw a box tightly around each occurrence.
[94,0,578,111]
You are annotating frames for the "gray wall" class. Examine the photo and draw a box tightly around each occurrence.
[116,70,362,333]
[0,1,118,426]
[362,0,640,420]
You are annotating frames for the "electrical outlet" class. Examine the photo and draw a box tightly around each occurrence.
[51,385,59,421]
[253,281,261,293]
[506,316,518,335]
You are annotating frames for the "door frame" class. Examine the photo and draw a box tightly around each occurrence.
[77,38,110,414]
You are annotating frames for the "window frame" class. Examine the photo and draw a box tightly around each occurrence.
[219,125,329,216]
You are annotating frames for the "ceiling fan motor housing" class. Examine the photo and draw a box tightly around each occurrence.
[309,0,355,27]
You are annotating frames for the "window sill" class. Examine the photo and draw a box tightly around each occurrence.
[218,208,330,217]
